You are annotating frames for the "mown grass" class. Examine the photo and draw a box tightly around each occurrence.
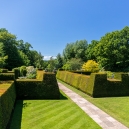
[9,91,101,129]
[58,79,129,127]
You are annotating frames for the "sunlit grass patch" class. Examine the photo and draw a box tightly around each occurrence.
[9,91,101,129]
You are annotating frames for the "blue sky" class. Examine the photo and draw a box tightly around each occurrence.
[1,0,129,60]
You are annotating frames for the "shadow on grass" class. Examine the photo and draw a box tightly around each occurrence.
[7,100,23,129]
[60,92,68,100]
[7,92,67,129]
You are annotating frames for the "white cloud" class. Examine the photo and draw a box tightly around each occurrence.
[43,56,56,60]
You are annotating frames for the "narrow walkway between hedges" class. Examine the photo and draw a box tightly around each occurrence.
[58,82,129,129]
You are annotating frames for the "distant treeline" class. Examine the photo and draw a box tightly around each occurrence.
[1,26,129,72]
[61,26,129,71]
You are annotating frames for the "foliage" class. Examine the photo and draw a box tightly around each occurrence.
[20,66,27,76]
[26,66,36,79]
[63,43,75,61]
[62,26,129,71]
[28,50,44,68]
[18,50,30,66]
[0,73,15,80]
[17,40,33,56]
[0,81,16,129]
[13,68,20,79]
[0,69,8,73]
[0,42,8,68]
[95,26,129,71]
[74,40,88,61]
[57,71,129,97]
[0,28,45,70]
[42,60,49,69]
[46,56,56,72]
[56,71,90,94]
[16,72,60,99]
[55,53,63,69]
[63,40,88,62]
[62,58,83,70]
[0,29,24,70]
[82,60,99,72]
[86,40,99,60]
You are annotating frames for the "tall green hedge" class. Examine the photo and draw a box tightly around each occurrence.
[56,71,129,97]
[13,68,20,79]
[0,69,8,73]
[16,72,60,99]
[0,81,16,129]
[0,73,15,80]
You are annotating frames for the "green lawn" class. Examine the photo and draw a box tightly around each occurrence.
[9,91,101,129]
[58,79,129,127]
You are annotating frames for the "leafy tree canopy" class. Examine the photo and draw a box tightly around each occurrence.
[62,58,83,71]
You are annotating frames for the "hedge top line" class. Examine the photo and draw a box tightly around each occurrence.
[56,71,129,97]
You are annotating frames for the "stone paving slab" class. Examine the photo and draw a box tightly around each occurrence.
[58,82,129,129]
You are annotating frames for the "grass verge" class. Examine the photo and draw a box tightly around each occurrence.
[58,79,129,127]
[9,91,101,129]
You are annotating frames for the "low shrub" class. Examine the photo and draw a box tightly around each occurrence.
[26,66,36,79]
[82,60,99,72]
[20,66,27,76]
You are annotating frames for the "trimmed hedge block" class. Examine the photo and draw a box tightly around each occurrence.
[78,75,89,92]
[0,81,16,129]
[13,68,20,79]
[0,73,15,80]
[0,69,8,73]
[16,72,60,99]
[57,71,129,97]
[92,73,129,97]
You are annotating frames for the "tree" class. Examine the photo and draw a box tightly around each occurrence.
[55,53,63,69]
[18,50,30,66]
[63,43,75,62]
[86,40,99,61]
[62,58,83,71]
[0,29,25,70]
[82,60,99,72]
[0,28,45,70]
[34,52,44,68]
[42,60,49,69]
[28,50,44,68]
[63,40,88,62]
[47,56,56,71]
[0,42,8,68]
[17,40,33,58]
[95,26,129,71]
[74,40,88,61]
